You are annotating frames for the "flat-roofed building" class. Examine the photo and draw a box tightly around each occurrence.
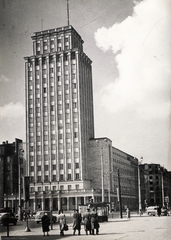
[24,25,95,211]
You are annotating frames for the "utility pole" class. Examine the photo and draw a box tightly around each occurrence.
[138,163,142,216]
[67,0,70,26]
[101,147,104,202]
[117,169,122,218]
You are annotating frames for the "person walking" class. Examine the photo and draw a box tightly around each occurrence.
[58,210,66,236]
[157,206,161,216]
[126,208,130,219]
[83,208,91,235]
[73,209,82,235]
[90,208,99,235]
[41,212,50,236]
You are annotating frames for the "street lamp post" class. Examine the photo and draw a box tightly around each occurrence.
[18,149,24,221]
[117,169,122,218]
[161,171,164,207]
[158,166,165,207]
[138,164,142,216]
[101,146,104,202]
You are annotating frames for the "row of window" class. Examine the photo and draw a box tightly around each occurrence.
[29,153,79,162]
[30,183,80,193]
[28,53,76,68]
[30,163,79,171]
[30,173,80,183]
[29,102,77,114]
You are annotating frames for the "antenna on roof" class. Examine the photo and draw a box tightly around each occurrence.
[41,19,43,31]
[67,0,70,26]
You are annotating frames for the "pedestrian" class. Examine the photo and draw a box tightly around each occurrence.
[126,208,130,220]
[90,208,99,235]
[41,212,50,236]
[73,209,82,235]
[58,210,66,236]
[157,206,161,216]
[83,208,91,235]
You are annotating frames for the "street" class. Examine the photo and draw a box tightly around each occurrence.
[0,213,171,240]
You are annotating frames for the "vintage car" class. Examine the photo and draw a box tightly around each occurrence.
[34,211,57,224]
[0,212,17,226]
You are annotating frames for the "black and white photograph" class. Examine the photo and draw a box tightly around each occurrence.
[0,0,171,239]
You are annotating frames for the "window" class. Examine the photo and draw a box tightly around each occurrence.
[45,186,49,192]
[45,165,48,171]
[68,174,71,180]
[71,64,76,71]
[38,187,41,192]
[73,102,77,108]
[30,166,34,172]
[68,163,71,169]
[59,133,62,140]
[75,163,79,169]
[50,68,54,74]
[51,105,54,111]
[60,164,63,170]
[52,165,56,170]
[68,185,71,190]
[60,174,63,180]
[76,184,79,190]
[75,173,79,180]
[65,103,69,109]
[37,176,41,182]
[45,175,49,182]
[38,166,41,171]
[52,175,56,181]
[73,83,76,89]
[74,132,78,138]
[72,74,76,79]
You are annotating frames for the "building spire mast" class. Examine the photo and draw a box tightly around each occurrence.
[67,0,70,26]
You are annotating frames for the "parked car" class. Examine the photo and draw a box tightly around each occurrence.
[0,212,17,226]
[34,211,57,224]
[146,206,158,216]
[161,207,168,216]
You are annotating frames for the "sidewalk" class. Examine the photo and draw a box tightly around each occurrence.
[1,213,170,240]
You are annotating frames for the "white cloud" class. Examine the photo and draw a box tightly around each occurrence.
[0,74,10,82]
[0,102,25,119]
[94,0,171,120]
[0,102,25,143]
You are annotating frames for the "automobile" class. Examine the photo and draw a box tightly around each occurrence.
[0,212,17,226]
[146,206,158,216]
[34,211,57,224]
[161,207,168,216]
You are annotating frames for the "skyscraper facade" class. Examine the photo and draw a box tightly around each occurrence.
[24,25,95,211]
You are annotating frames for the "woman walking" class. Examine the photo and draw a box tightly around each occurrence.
[41,212,50,236]
[58,210,66,236]
[90,208,99,235]
[83,208,91,235]
[73,209,82,235]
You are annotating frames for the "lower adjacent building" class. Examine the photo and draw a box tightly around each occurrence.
[28,137,139,212]
[139,163,171,209]
[0,139,26,211]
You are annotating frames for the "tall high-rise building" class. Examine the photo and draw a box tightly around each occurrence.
[24,25,95,211]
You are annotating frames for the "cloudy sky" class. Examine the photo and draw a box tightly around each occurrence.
[0,0,171,169]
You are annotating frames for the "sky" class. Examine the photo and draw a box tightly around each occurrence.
[0,0,171,170]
